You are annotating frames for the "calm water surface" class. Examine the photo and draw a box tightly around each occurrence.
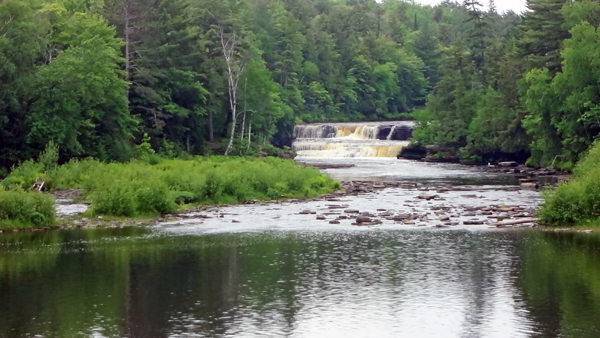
[1,159,599,338]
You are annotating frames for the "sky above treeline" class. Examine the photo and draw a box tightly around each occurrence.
[411,0,528,13]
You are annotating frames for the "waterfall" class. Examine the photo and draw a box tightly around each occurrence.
[292,121,414,158]
[386,125,397,140]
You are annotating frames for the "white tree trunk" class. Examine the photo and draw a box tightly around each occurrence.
[247,118,252,151]
[221,28,246,156]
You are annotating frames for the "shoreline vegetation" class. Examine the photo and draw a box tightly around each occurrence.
[0,145,341,231]
[2,140,600,232]
[2,0,600,232]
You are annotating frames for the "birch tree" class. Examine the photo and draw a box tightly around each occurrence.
[220,27,247,155]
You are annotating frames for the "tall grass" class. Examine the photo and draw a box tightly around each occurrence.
[0,187,56,229]
[2,156,341,218]
[539,141,600,226]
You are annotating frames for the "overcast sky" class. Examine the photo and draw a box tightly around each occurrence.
[412,0,528,13]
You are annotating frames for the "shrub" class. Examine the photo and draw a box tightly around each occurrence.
[1,160,43,189]
[92,185,136,217]
[2,155,341,218]
[540,141,600,226]
[0,187,56,228]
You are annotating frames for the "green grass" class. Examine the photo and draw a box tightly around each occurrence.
[0,187,56,229]
[539,141,600,227]
[2,156,341,219]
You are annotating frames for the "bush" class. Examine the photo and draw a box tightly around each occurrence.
[1,155,340,218]
[539,141,600,226]
[0,188,56,228]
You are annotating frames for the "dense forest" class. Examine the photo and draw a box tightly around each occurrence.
[1,0,600,169]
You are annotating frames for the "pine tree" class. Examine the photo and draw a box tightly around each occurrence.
[518,0,569,74]
[463,1,486,73]
[488,0,496,13]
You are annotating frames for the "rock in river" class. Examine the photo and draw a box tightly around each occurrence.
[417,193,439,200]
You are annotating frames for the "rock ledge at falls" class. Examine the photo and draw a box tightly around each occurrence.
[292,121,414,158]
[293,121,414,141]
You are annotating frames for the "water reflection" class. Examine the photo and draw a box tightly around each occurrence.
[1,229,599,337]
[296,158,520,186]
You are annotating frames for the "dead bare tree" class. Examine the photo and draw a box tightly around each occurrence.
[220,27,247,155]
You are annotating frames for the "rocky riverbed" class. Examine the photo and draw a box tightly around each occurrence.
[154,179,546,236]
[3,157,574,234]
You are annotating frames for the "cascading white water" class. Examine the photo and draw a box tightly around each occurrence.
[293,121,414,158]
[386,125,397,140]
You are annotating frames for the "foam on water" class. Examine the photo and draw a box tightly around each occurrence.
[293,121,413,158]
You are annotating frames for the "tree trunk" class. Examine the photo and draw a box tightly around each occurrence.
[225,110,236,155]
[240,78,247,140]
[240,110,246,140]
[221,28,246,156]
[247,118,252,151]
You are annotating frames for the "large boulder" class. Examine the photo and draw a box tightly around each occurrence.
[376,125,394,140]
[389,126,413,140]
[398,144,427,160]
[377,125,414,140]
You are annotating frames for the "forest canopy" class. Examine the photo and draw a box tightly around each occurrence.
[1,0,599,169]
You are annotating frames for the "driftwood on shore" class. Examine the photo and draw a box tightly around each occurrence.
[490,218,539,227]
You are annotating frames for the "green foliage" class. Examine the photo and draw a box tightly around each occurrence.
[136,134,156,160]
[539,141,600,226]
[2,156,340,217]
[5,0,600,183]
[0,187,56,229]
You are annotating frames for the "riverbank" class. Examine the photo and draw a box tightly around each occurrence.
[0,156,340,231]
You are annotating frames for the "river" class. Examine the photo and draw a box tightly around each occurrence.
[1,125,600,337]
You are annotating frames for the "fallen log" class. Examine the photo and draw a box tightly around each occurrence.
[489,218,539,227]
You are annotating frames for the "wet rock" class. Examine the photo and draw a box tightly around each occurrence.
[329,220,341,224]
[461,194,478,198]
[499,161,518,167]
[328,204,348,209]
[495,224,513,228]
[463,220,485,225]
[393,214,411,221]
[356,216,372,223]
[316,215,326,220]
[521,182,538,190]
[344,209,360,214]
[379,211,394,217]
[417,193,439,200]
[299,210,316,215]
[232,220,240,223]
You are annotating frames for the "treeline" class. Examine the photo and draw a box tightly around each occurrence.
[415,0,600,169]
[1,0,520,168]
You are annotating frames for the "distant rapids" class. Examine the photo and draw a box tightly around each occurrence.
[292,121,413,158]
